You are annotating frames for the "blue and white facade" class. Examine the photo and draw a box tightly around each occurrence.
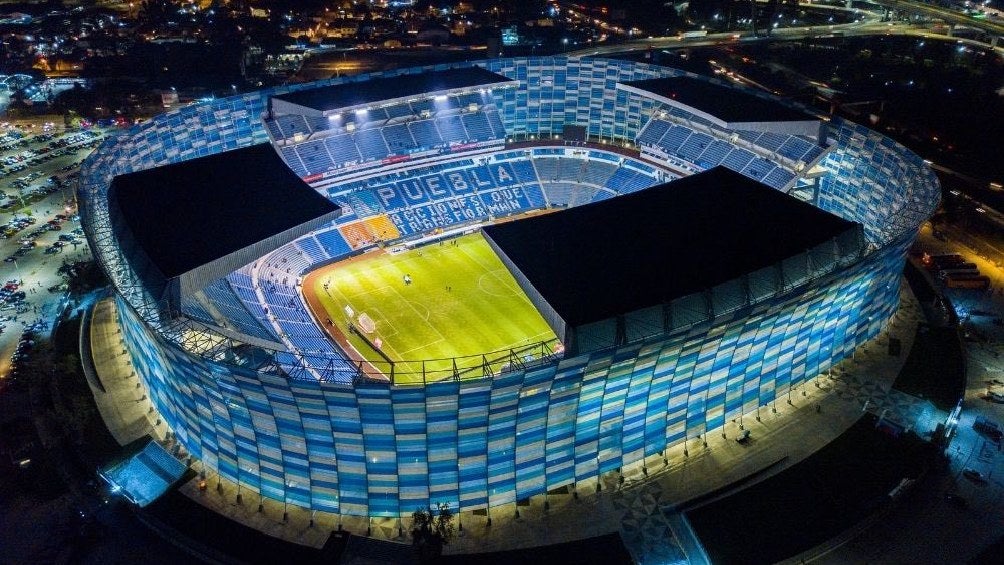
[81,57,939,517]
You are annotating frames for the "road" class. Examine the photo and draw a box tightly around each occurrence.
[820,222,1004,563]
[876,0,1004,36]
[566,6,1002,59]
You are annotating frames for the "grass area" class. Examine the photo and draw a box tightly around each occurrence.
[306,232,556,383]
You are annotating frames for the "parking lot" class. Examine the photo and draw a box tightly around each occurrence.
[0,122,109,385]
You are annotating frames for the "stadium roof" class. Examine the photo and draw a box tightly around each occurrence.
[620,76,817,125]
[109,144,339,279]
[271,67,515,115]
[483,167,860,327]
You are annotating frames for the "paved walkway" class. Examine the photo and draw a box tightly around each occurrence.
[84,296,161,446]
[86,285,926,563]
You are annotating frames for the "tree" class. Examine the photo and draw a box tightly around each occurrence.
[410,503,455,563]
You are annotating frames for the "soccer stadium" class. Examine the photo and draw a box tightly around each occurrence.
[79,56,940,519]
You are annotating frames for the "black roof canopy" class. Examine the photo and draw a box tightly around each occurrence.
[622,76,817,124]
[483,167,859,327]
[271,67,515,114]
[109,143,339,279]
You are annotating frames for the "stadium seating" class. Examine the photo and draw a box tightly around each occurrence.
[754,131,787,152]
[296,139,336,174]
[695,139,733,169]
[777,136,816,162]
[324,134,361,166]
[180,296,215,325]
[295,236,328,264]
[462,112,494,142]
[273,102,508,177]
[721,147,755,171]
[637,119,672,147]
[763,167,796,189]
[385,104,414,120]
[660,125,693,154]
[382,123,416,154]
[408,119,443,148]
[279,146,308,177]
[274,115,311,139]
[436,114,468,142]
[741,156,776,181]
[346,189,384,216]
[207,275,282,342]
[340,222,377,249]
[578,160,619,186]
[315,228,352,257]
[354,128,391,161]
[677,132,713,163]
[486,111,506,139]
[533,158,558,182]
[364,215,400,241]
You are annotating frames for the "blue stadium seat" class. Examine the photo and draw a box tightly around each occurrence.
[756,132,788,152]
[579,161,618,186]
[295,139,335,175]
[435,115,468,143]
[207,276,281,342]
[180,297,215,325]
[521,183,546,208]
[324,134,361,166]
[385,104,414,119]
[348,189,384,216]
[306,116,330,133]
[533,158,558,182]
[696,139,733,169]
[279,146,309,177]
[316,229,351,257]
[265,120,283,139]
[381,123,416,154]
[763,167,796,189]
[677,132,712,163]
[735,129,760,144]
[777,136,815,162]
[485,110,506,139]
[509,159,539,184]
[659,125,692,154]
[637,119,671,147]
[410,99,435,115]
[409,119,443,148]
[605,167,638,192]
[276,115,310,139]
[295,236,327,263]
[802,143,826,163]
[622,173,657,193]
[354,129,390,161]
[721,147,755,172]
[741,157,775,180]
[461,112,494,141]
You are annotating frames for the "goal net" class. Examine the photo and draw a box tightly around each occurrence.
[356,312,376,334]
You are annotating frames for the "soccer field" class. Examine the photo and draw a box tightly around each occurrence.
[305,232,556,383]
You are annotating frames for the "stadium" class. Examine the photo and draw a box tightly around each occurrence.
[79,56,940,518]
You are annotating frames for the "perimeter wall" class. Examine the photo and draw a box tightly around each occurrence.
[118,232,909,516]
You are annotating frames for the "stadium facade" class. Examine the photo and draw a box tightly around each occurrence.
[80,56,940,517]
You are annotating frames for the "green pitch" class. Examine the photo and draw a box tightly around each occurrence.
[309,232,556,383]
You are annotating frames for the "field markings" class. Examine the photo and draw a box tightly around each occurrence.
[306,231,556,368]
[388,285,446,347]
[366,306,399,339]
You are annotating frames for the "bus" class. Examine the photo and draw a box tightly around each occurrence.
[946,274,990,289]
[938,262,978,277]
